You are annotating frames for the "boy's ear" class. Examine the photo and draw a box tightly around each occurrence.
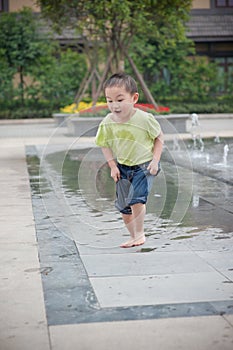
[133,92,139,103]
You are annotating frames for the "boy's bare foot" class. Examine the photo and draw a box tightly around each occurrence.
[120,235,146,248]
[120,239,135,248]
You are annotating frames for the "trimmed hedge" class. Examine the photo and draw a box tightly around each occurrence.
[169,102,233,114]
[0,108,53,119]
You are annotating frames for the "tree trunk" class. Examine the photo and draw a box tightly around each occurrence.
[92,55,113,106]
[125,52,159,110]
[74,68,95,107]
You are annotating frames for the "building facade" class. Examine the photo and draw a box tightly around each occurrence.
[189,0,233,90]
[1,0,233,89]
[0,0,39,12]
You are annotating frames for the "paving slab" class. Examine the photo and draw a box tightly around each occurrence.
[196,250,233,269]
[89,272,233,308]
[225,314,233,326]
[49,316,233,350]
[81,251,214,277]
[0,225,37,244]
[0,145,50,350]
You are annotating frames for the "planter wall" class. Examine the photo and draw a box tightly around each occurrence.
[53,113,190,136]
[66,117,103,137]
[53,113,79,127]
[157,114,189,134]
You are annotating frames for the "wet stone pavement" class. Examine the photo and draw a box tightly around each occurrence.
[25,138,233,326]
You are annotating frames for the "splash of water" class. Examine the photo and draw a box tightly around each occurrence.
[214,135,221,143]
[173,136,181,151]
[223,144,229,166]
[191,113,200,127]
[192,134,204,152]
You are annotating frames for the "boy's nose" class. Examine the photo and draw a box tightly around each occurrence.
[112,101,120,108]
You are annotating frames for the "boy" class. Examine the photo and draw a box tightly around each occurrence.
[95,73,163,248]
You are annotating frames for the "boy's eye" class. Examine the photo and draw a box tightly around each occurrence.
[106,99,124,103]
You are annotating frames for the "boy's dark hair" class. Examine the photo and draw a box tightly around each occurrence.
[103,73,138,94]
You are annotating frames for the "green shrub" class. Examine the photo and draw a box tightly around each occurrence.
[169,102,233,114]
[0,108,53,119]
[0,9,87,118]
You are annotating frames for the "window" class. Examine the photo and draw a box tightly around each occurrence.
[214,57,233,92]
[0,0,8,12]
[215,0,233,7]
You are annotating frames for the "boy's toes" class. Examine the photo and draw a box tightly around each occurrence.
[120,236,146,248]
[132,237,146,247]
[120,239,135,248]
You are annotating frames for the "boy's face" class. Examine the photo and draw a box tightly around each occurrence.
[105,86,139,121]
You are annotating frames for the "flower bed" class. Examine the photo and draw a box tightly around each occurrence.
[60,101,170,116]
[55,101,191,136]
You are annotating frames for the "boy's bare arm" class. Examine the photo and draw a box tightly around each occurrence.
[152,131,164,162]
[101,147,120,182]
[147,131,164,175]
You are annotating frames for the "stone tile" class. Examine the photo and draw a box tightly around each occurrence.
[76,236,190,255]
[40,261,88,290]
[0,206,34,217]
[0,198,32,206]
[0,216,34,228]
[49,316,233,350]
[224,314,233,327]
[81,251,214,277]
[0,226,36,244]
[223,270,233,281]
[184,233,233,251]
[0,242,41,292]
[210,300,233,315]
[196,251,233,281]
[37,236,78,263]
[0,242,39,267]
[0,285,49,350]
[0,326,50,350]
[196,251,233,270]
[90,272,233,308]
[0,264,43,292]
[72,228,124,249]
[77,244,127,255]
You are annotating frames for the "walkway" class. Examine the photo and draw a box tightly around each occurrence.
[0,117,233,350]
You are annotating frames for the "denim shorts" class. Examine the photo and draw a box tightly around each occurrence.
[115,161,160,214]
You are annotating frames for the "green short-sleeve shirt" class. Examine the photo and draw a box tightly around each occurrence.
[95,108,161,166]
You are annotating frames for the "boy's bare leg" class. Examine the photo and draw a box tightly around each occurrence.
[131,203,146,245]
[120,203,146,248]
[120,213,135,247]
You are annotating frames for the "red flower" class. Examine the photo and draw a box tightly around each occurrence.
[79,103,170,114]
[135,103,170,112]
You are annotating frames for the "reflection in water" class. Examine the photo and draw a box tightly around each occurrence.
[43,144,233,234]
[46,148,186,220]
[27,155,51,195]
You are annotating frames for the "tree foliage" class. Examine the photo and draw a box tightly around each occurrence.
[29,48,87,108]
[0,8,48,104]
[0,8,87,113]
[127,36,220,103]
[37,0,192,71]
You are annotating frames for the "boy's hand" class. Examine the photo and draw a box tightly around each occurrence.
[110,165,121,182]
[147,159,159,175]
